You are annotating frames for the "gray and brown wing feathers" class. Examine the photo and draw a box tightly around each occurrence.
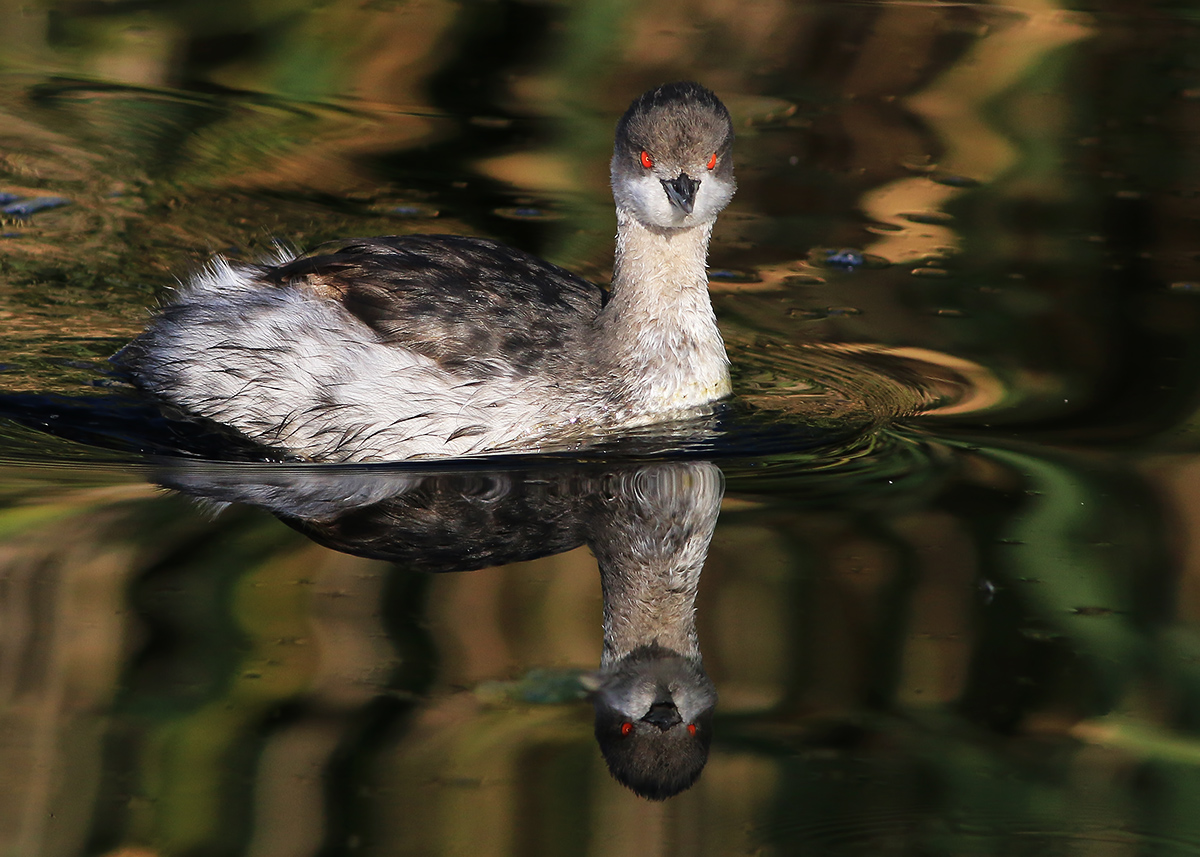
[265,235,606,377]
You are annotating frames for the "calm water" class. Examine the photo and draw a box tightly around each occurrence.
[4,1,1200,854]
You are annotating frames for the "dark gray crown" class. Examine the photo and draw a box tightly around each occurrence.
[592,644,717,801]
[614,82,734,175]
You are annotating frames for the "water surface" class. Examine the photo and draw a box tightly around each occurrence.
[5,1,1200,855]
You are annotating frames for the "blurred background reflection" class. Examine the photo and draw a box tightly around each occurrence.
[5,0,1200,854]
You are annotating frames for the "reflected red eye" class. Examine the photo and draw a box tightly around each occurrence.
[621,722,634,736]
[640,150,654,169]
[687,723,697,736]
[707,152,717,170]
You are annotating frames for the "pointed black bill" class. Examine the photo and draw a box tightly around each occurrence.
[662,172,700,215]
[642,701,683,731]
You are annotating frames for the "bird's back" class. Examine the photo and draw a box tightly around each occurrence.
[120,235,613,461]
[266,235,606,377]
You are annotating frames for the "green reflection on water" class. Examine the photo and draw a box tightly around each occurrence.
[4,0,1200,855]
[3,433,1200,854]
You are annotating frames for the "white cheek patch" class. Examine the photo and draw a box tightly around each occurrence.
[691,176,735,223]
[628,174,684,228]
[598,676,657,719]
[625,173,734,229]
[671,677,716,723]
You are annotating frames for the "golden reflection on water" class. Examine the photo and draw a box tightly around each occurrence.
[3,0,1200,854]
[1,440,1200,854]
[862,3,1094,264]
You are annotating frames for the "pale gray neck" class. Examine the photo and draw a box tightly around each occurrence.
[610,211,713,296]
[587,464,723,667]
[598,554,704,667]
[598,213,731,415]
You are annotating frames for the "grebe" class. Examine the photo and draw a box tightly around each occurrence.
[119,82,737,461]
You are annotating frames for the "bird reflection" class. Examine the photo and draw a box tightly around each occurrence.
[158,459,722,800]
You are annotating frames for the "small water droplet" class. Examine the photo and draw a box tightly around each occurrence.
[1072,606,1116,617]
[823,248,864,268]
[930,308,966,317]
[708,269,761,283]
[493,206,562,221]
[809,248,891,270]
[825,306,862,317]
[388,204,439,218]
[1170,281,1200,293]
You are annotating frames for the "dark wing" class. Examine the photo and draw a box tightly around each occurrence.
[284,469,587,570]
[264,235,606,376]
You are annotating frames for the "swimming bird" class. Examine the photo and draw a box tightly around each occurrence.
[119,82,737,461]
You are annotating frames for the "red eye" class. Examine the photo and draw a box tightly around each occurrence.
[621,722,634,736]
[687,723,697,736]
[640,150,654,169]
[707,152,717,170]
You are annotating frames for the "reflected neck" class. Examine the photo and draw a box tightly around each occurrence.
[587,464,723,667]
